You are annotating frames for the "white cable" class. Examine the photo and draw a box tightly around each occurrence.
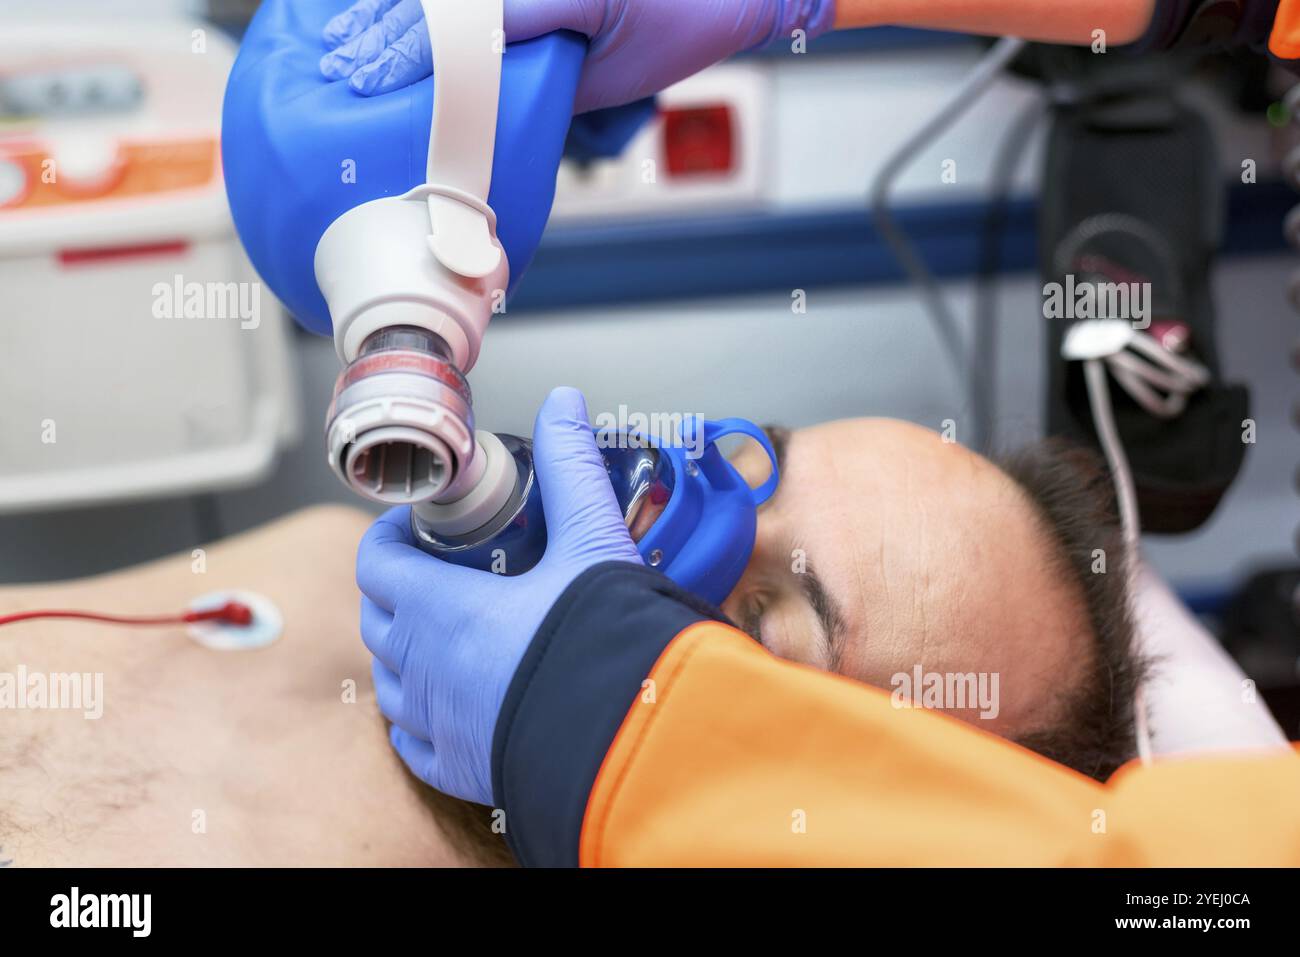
[1108,353,1190,418]
[1104,329,1212,420]
[1082,357,1153,764]
[1076,325,1212,765]
[1126,330,1212,386]
[1083,359,1141,560]
[1111,350,1190,397]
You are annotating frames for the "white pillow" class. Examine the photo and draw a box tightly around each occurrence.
[1134,563,1289,757]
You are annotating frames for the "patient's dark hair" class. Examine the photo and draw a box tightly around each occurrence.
[996,438,1148,782]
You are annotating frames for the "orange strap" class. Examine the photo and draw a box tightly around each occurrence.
[580,621,1300,866]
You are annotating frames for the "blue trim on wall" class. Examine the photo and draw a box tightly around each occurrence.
[1178,588,1234,617]
[510,181,1295,312]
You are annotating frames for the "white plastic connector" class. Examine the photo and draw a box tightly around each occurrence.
[313,0,509,369]
[1062,318,1211,419]
[413,430,518,534]
[1060,318,1135,360]
[315,191,507,368]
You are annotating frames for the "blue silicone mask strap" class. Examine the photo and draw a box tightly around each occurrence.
[703,418,780,507]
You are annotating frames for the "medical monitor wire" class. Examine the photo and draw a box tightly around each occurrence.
[1079,330,1212,765]
[974,97,1047,449]
[869,35,1027,452]
[1082,357,1153,763]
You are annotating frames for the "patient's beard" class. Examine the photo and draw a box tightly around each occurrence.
[385,721,516,867]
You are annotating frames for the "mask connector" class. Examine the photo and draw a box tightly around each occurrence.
[325,325,483,506]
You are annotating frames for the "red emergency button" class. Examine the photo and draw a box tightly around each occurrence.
[662,104,735,177]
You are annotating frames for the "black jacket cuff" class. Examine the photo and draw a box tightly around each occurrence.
[490,561,728,867]
[1126,0,1278,54]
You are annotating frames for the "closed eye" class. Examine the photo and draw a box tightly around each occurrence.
[736,597,766,647]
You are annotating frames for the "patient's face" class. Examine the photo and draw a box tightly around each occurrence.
[723,419,1093,737]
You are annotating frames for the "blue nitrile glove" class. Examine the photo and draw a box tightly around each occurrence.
[319,0,837,113]
[357,387,643,805]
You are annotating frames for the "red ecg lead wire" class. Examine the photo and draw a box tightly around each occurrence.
[0,601,253,629]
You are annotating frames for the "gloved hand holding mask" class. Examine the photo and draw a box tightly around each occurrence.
[358,387,643,805]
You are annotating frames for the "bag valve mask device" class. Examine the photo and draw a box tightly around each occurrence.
[223,0,777,603]
[316,0,510,510]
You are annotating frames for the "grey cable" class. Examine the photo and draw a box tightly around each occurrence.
[973,96,1047,451]
[869,35,1027,449]
[1083,356,1153,764]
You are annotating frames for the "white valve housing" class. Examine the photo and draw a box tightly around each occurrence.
[314,187,508,368]
[313,0,509,370]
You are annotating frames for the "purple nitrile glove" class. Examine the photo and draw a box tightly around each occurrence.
[357,387,643,805]
[319,0,837,113]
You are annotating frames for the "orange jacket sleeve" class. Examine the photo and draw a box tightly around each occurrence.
[491,562,1300,866]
